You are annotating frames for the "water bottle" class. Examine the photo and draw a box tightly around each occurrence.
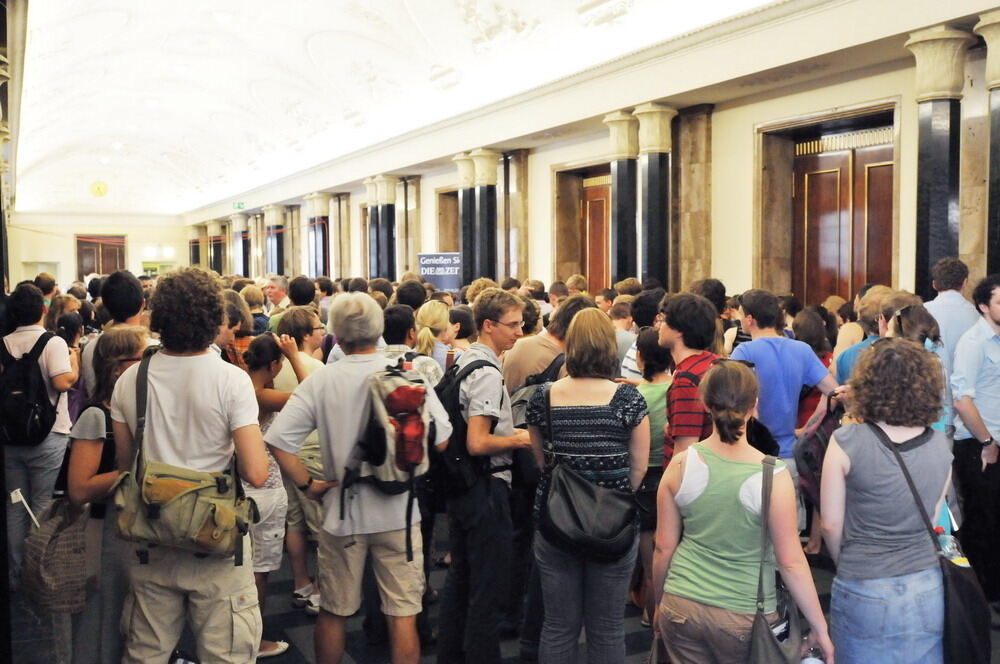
[934,526,970,567]
[801,647,824,664]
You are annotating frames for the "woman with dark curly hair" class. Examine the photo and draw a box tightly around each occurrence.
[821,338,951,664]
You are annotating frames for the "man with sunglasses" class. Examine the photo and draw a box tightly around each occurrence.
[438,288,532,664]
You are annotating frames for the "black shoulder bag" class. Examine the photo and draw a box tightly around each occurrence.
[869,423,991,664]
[536,384,637,562]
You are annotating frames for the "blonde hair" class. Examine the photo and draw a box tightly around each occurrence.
[564,308,618,379]
[45,294,79,331]
[240,285,265,309]
[566,274,588,292]
[415,300,450,357]
[91,326,149,405]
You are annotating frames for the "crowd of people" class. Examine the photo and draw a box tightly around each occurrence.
[0,255,992,664]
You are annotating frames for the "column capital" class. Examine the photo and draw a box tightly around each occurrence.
[453,153,475,188]
[363,177,378,206]
[186,225,201,241]
[206,221,223,237]
[262,204,286,226]
[633,102,678,154]
[303,191,332,218]
[975,11,1000,90]
[469,148,500,186]
[228,213,248,232]
[373,175,400,206]
[905,25,975,102]
[603,110,639,160]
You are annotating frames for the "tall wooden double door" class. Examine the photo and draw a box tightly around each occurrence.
[791,140,893,304]
[582,175,611,293]
[76,235,125,281]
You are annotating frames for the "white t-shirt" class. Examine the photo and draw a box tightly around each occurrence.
[110,350,259,473]
[3,325,72,434]
[265,352,453,536]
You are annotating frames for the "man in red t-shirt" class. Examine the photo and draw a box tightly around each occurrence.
[657,293,721,460]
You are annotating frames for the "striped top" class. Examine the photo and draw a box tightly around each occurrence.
[527,381,648,519]
[666,350,719,458]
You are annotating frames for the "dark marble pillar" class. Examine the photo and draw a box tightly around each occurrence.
[376,204,395,281]
[604,111,639,284]
[976,14,1000,275]
[906,26,973,298]
[458,187,476,285]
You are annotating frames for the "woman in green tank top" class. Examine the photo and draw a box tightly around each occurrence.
[650,360,834,664]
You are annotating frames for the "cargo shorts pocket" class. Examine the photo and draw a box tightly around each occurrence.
[229,592,262,662]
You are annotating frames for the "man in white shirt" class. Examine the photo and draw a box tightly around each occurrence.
[266,292,452,664]
[2,283,78,586]
[110,266,270,663]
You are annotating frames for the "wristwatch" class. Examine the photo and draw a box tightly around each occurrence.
[297,477,314,492]
[982,436,995,447]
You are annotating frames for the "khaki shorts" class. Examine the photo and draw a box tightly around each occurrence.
[659,593,778,664]
[318,525,424,617]
[121,538,261,664]
[284,441,326,534]
[247,487,288,573]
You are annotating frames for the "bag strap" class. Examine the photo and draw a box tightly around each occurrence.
[543,383,555,461]
[26,332,55,363]
[540,353,565,382]
[756,455,775,612]
[132,347,156,474]
[866,422,942,555]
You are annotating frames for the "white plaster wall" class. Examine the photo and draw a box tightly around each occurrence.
[526,131,608,284]
[8,212,187,288]
[711,60,920,294]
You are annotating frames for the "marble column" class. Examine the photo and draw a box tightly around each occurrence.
[470,148,500,281]
[262,204,286,275]
[327,196,342,279]
[364,178,380,278]
[401,176,421,274]
[206,220,225,275]
[604,111,639,283]
[229,213,249,277]
[677,104,714,288]
[373,175,398,280]
[975,12,1000,275]
[453,153,477,284]
[498,149,529,280]
[634,103,677,288]
[187,225,202,267]
[330,194,351,278]
[304,192,332,278]
[906,25,974,299]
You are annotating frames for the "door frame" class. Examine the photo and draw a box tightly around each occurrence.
[753,97,901,295]
[550,157,611,284]
[75,234,127,281]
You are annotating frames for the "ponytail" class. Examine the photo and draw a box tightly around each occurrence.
[698,361,758,445]
[714,408,747,443]
[415,325,438,357]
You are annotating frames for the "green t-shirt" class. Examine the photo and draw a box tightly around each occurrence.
[637,381,670,468]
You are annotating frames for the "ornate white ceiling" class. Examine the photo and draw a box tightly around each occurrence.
[15,0,774,215]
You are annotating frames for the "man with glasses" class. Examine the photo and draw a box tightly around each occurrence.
[438,288,533,664]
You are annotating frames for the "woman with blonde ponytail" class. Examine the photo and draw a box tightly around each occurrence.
[651,360,833,664]
[415,299,458,371]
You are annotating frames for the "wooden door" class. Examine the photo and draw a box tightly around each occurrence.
[76,235,125,281]
[792,143,894,304]
[583,182,611,293]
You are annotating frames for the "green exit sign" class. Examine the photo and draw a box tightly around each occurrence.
[233,202,246,211]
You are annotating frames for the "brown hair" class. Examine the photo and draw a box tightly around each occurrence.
[466,277,500,306]
[931,257,969,292]
[472,287,521,330]
[699,361,759,444]
[565,274,588,292]
[792,309,831,356]
[847,338,942,427]
[857,285,892,334]
[277,306,318,348]
[44,294,79,332]
[613,277,642,296]
[564,308,618,379]
[547,293,598,340]
[150,267,224,352]
[91,326,149,405]
[890,304,941,346]
[222,289,253,336]
[879,291,922,326]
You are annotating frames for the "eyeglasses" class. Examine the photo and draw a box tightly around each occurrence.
[711,358,756,369]
[312,326,325,332]
[118,356,143,365]
[490,319,525,330]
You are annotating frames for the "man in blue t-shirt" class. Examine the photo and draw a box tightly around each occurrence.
[732,290,838,460]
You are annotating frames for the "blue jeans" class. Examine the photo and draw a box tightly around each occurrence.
[831,566,944,664]
[534,531,638,664]
[4,431,68,586]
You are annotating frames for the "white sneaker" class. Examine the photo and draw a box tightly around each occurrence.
[304,593,322,616]
[291,583,314,608]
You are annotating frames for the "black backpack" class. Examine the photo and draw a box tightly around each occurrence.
[0,333,59,447]
[430,359,501,497]
[508,353,565,486]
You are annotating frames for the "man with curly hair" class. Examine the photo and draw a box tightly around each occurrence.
[111,266,271,663]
